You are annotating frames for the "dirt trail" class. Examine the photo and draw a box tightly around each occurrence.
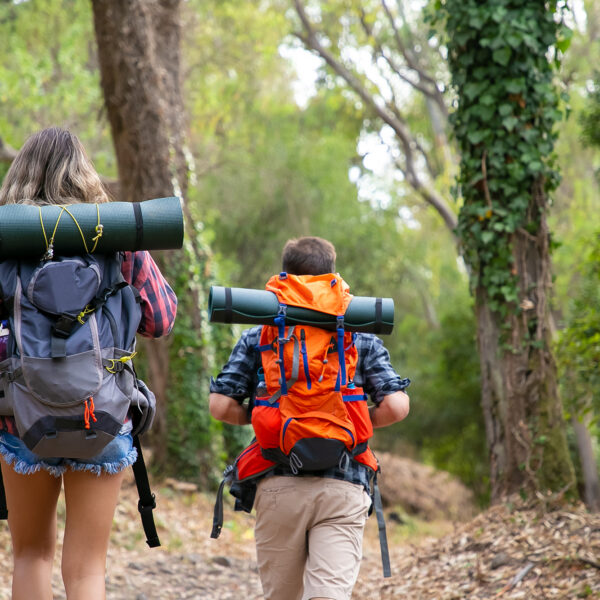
[0,472,445,599]
[0,471,598,599]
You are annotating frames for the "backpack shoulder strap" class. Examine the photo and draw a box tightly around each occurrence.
[0,468,7,520]
[210,464,234,539]
[131,434,160,548]
[372,470,391,578]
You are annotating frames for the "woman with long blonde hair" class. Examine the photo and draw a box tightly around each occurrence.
[0,127,177,600]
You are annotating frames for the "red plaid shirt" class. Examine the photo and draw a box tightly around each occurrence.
[120,250,177,338]
[0,251,177,434]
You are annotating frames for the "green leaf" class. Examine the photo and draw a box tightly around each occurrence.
[492,47,512,66]
[505,78,526,94]
[505,33,522,49]
[467,129,486,144]
[481,231,495,244]
[463,81,486,100]
[502,116,519,131]
[528,160,543,172]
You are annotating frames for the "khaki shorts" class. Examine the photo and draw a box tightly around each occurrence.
[254,475,371,600]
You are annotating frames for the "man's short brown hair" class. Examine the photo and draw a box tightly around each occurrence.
[281,237,336,276]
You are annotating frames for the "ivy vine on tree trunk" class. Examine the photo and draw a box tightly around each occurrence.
[434,0,575,500]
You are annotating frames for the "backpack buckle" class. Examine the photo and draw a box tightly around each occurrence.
[52,314,78,338]
[138,493,157,514]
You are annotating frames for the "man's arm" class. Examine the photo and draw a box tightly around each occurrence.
[209,393,251,425]
[368,390,410,428]
[209,327,261,426]
[356,334,411,428]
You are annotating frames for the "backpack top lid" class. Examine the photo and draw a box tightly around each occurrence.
[265,273,352,317]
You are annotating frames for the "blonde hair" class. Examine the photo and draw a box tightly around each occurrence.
[0,127,109,206]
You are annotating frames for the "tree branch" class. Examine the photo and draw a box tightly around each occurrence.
[409,173,459,233]
[359,7,444,110]
[294,0,413,144]
[0,137,17,163]
[380,0,447,117]
[294,0,457,236]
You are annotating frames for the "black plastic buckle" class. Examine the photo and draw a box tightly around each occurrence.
[53,314,77,338]
[138,493,157,516]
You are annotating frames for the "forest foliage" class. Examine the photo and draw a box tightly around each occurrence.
[0,0,599,505]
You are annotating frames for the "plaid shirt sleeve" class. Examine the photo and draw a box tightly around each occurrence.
[121,251,177,338]
[209,327,262,402]
[354,333,410,405]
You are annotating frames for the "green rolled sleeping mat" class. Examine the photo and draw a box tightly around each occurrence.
[209,286,394,334]
[0,196,184,259]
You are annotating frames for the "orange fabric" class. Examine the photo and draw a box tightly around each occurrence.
[252,401,281,450]
[353,447,378,471]
[265,273,353,316]
[259,325,358,398]
[343,392,373,443]
[236,440,276,481]
[240,274,376,479]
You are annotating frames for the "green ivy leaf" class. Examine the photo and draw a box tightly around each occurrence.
[464,81,487,100]
[502,116,518,131]
[492,47,512,66]
[505,33,522,49]
[481,231,495,244]
[467,129,486,144]
[505,78,526,93]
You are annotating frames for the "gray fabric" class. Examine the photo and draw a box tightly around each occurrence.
[0,253,154,459]
[26,258,101,316]
[130,378,156,436]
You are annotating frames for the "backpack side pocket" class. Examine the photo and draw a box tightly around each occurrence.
[0,357,14,416]
[130,378,156,437]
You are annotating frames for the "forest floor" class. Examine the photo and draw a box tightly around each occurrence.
[0,463,598,599]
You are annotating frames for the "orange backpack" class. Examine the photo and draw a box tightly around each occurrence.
[249,272,377,474]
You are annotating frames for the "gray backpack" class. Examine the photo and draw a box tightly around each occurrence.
[0,253,155,457]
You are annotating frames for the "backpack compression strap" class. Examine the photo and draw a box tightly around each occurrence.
[373,471,391,577]
[0,467,7,520]
[210,464,234,539]
[131,434,161,548]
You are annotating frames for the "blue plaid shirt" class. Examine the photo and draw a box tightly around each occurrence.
[210,326,410,492]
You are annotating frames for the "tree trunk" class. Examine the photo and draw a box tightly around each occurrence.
[477,182,574,500]
[92,0,188,467]
[572,410,600,512]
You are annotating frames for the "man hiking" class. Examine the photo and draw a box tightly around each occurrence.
[209,236,409,600]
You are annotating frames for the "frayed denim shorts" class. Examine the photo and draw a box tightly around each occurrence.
[0,431,137,477]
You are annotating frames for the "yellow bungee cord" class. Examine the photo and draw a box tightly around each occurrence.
[105,352,137,374]
[39,203,104,260]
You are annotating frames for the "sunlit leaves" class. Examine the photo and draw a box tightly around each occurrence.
[0,0,113,173]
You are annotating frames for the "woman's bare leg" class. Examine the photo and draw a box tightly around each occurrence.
[61,468,125,600]
[0,457,61,600]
